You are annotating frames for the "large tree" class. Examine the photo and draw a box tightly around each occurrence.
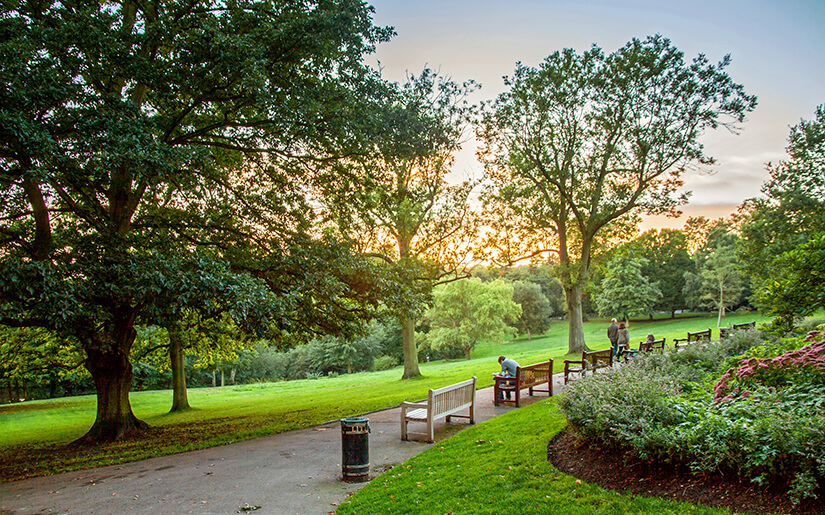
[319,70,480,378]
[738,105,825,292]
[478,35,756,354]
[0,0,392,441]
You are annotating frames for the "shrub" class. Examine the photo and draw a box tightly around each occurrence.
[560,331,825,503]
[714,330,825,402]
[372,355,398,371]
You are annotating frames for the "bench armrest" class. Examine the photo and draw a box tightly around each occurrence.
[401,401,428,410]
[563,359,584,365]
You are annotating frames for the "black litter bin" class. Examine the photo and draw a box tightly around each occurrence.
[341,417,370,482]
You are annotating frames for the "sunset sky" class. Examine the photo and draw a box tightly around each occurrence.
[367,0,825,230]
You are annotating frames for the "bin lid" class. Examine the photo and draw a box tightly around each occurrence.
[341,417,369,426]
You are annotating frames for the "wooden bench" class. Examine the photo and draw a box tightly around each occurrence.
[493,359,553,407]
[720,321,756,338]
[622,338,666,360]
[401,376,476,443]
[673,328,712,348]
[563,349,612,384]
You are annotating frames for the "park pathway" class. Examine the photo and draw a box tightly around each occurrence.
[0,374,567,515]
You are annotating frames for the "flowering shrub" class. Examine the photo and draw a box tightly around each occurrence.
[560,328,825,504]
[714,330,825,402]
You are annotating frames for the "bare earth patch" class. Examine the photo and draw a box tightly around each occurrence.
[547,427,824,515]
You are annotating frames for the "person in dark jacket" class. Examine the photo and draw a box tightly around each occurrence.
[496,355,519,400]
[607,318,619,357]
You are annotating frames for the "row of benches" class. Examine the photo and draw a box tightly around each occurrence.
[401,322,758,442]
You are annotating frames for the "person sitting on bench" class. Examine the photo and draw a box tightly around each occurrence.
[495,356,519,400]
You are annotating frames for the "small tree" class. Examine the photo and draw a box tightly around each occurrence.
[426,278,520,360]
[594,254,662,322]
[512,281,552,339]
[684,243,745,327]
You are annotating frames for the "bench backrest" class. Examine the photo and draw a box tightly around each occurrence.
[583,349,612,369]
[429,376,476,416]
[733,321,756,331]
[688,329,712,341]
[517,360,553,386]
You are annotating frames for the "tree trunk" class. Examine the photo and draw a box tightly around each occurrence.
[565,283,590,354]
[168,329,190,413]
[49,374,58,399]
[717,283,724,327]
[527,328,532,340]
[79,346,147,443]
[401,316,420,379]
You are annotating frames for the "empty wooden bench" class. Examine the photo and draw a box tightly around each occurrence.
[401,376,476,443]
[493,359,553,407]
[563,349,612,384]
[673,328,712,349]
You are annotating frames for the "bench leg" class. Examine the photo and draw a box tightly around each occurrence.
[400,412,408,441]
[427,417,434,443]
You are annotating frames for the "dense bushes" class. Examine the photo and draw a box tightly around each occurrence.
[560,328,825,503]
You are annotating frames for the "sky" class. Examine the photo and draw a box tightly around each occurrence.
[366,0,825,230]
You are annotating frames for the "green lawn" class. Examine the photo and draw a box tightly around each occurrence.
[0,312,768,480]
[336,397,731,514]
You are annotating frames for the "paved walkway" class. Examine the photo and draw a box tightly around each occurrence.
[0,374,567,515]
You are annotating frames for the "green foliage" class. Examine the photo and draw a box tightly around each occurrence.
[594,252,662,321]
[684,237,746,325]
[560,329,825,503]
[0,327,87,400]
[317,68,481,379]
[757,233,825,327]
[714,330,825,401]
[738,105,825,294]
[511,280,552,338]
[426,278,521,359]
[632,229,694,316]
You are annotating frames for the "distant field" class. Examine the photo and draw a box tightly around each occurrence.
[0,311,769,480]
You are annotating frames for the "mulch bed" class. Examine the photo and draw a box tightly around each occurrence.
[547,427,824,514]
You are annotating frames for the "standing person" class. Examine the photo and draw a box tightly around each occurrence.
[607,318,619,358]
[616,322,630,361]
[496,356,519,401]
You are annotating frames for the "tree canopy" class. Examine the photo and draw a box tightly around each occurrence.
[0,0,394,441]
[594,253,661,322]
[478,34,756,353]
